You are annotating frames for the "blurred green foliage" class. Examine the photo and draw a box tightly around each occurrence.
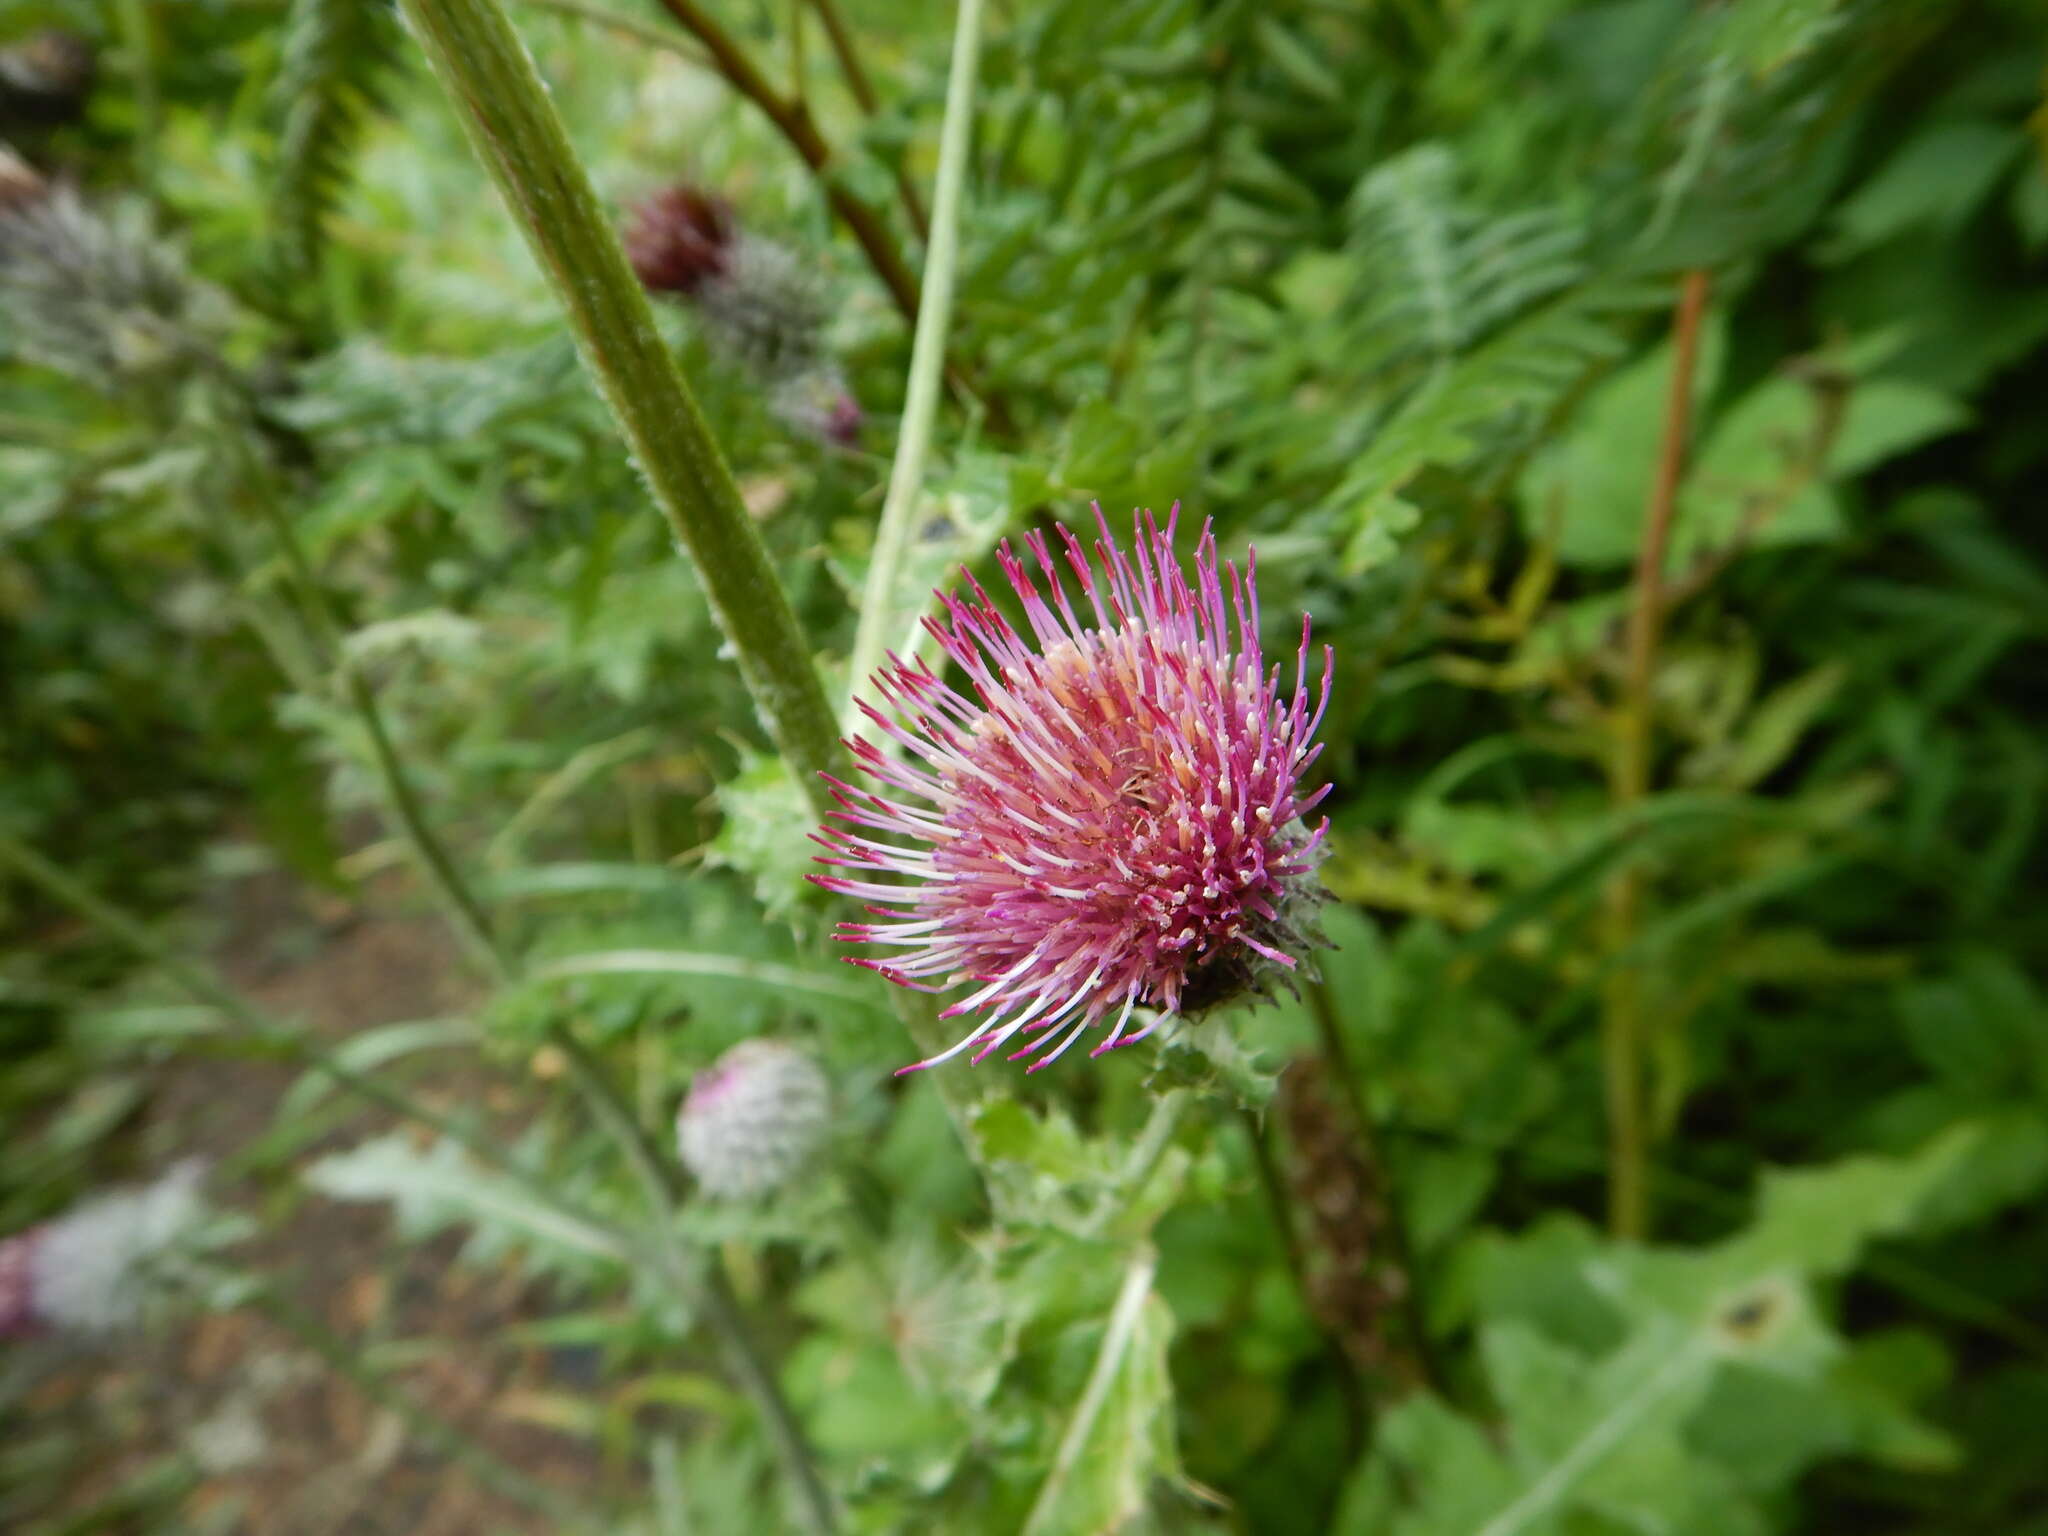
[3,0,2046,1531]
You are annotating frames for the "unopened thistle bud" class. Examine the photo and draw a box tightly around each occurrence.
[0,1159,209,1339]
[624,184,735,297]
[814,507,1332,1073]
[768,365,862,448]
[675,1041,831,1199]
[622,182,860,446]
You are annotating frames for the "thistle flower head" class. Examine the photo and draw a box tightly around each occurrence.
[694,233,831,380]
[624,187,860,444]
[815,506,1332,1073]
[623,183,735,297]
[675,1040,831,1199]
[0,1159,210,1338]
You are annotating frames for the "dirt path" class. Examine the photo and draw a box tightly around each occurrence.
[22,868,611,1533]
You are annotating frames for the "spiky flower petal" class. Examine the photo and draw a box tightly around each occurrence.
[675,1041,831,1199]
[815,507,1332,1073]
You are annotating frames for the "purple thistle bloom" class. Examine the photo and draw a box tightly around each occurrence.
[813,506,1332,1074]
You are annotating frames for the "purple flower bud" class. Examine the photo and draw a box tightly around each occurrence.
[623,184,735,297]
[814,507,1332,1073]
[676,1041,831,1199]
[768,366,862,448]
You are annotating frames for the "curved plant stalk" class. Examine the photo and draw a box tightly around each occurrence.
[843,0,984,738]
[1021,1246,1161,1536]
[398,0,843,818]
[1604,267,1712,1240]
[542,1026,841,1536]
[645,0,925,326]
[220,419,838,1524]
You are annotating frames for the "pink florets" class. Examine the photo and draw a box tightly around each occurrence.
[813,505,1332,1074]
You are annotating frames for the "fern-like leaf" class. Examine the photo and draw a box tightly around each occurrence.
[270,0,402,276]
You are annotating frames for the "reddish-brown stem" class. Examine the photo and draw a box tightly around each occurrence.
[807,0,931,239]
[1620,267,1711,755]
[1603,266,1711,1241]
[649,0,923,324]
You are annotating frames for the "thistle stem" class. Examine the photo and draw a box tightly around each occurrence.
[1604,267,1711,1240]
[1305,978,1447,1396]
[398,0,844,817]
[843,0,984,736]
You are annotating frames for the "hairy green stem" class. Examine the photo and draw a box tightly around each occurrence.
[399,0,843,816]
[843,0,984,734]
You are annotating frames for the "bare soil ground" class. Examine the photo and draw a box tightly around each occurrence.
[22,865,611,1534]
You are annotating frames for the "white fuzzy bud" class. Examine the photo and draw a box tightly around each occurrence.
[675,1041,830,1199]
[0,1159,209,1337]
